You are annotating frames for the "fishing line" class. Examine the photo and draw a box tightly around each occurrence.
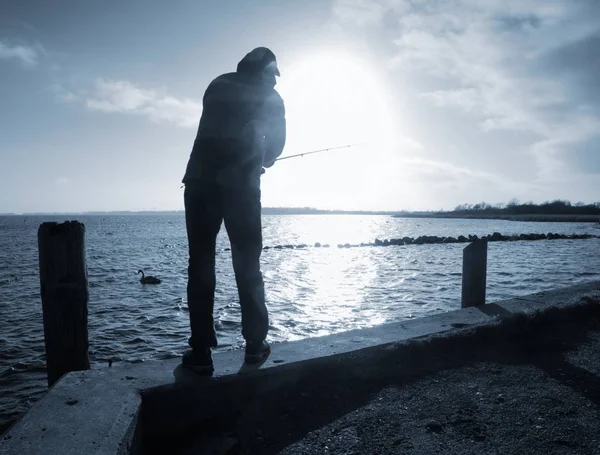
[274,142,366,162]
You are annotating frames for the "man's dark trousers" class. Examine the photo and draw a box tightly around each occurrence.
[184,178,268,349]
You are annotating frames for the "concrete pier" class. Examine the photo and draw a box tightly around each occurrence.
[1,281,599,454]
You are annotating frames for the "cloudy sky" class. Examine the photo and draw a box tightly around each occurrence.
[1,0,599,213]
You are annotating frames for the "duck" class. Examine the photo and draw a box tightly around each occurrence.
[137,269,161,284]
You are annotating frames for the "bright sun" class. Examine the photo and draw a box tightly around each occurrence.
[277,50,397,154]
[264,49,404,210]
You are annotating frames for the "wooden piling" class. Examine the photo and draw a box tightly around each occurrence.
[38,221,90,387]
[461,239,488,308]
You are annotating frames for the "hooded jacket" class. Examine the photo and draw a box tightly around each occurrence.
[182,49,286,187]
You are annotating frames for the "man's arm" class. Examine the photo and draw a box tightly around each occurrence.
[262,91,286,168]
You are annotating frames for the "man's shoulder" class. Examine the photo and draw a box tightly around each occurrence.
[209,72,239,86]
[203,72,247,99]
[217,71,238,80]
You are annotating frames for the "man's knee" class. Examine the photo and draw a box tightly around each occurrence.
[232,250,262,281]
[188,257,216,285]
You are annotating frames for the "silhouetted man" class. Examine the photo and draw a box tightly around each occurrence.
[181,47,286,373]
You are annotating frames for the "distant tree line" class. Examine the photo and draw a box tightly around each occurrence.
[452,199,600,215]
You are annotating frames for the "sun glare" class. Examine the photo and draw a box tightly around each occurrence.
[269,49,402,209]
[278,50,397,153]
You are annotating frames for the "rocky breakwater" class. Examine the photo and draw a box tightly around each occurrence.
[220,232,598,252]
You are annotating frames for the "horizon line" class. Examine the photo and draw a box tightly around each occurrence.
[0,207,420,216]
[2,200,598,216]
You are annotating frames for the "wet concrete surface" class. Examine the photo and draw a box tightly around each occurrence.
[172,299,600,455]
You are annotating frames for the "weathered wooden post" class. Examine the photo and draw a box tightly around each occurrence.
[38,221,90,387]
[461,239,488,308]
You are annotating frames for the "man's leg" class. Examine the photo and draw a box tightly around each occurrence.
[222,186,269,348]
[184,180,223,350]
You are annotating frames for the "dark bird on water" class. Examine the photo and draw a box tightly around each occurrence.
[137,269,161,284]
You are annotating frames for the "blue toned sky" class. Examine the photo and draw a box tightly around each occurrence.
[1,0,599,213]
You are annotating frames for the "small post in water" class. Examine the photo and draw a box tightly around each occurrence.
[461,239,488,308]
[38,221,90,387]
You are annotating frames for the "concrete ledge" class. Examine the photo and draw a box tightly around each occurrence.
[1,281,599,454]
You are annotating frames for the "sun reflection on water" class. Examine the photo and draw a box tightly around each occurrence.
[265,246,389,341]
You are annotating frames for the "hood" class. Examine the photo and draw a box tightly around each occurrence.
[236,47,280,77]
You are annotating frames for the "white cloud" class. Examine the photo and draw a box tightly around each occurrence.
[420,88,482,114]
[332,0,386,27]
[384,154,546,209]
[396,136,423,150]
[0,41,38,66]
[400,155,527,190]
[54,177,69,185]
[58,78,202,128]
[86,78,202,127]
[333,0,600,183]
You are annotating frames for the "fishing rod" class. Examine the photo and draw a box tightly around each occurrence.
[181,142,366,187]
[275,143,365,162]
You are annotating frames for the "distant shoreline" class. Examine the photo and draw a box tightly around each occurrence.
[0,209,403,216]
[2,210,600,223]
[392,213,600,223]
